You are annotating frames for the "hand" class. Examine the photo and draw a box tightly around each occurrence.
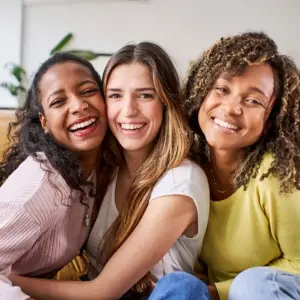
[208,284,220,300]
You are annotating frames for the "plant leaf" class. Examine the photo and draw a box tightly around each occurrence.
[50,33,74,55]
[12,65,26,83]
[0,82,27,96]
[65,50,113,61]
[0,83,18,96]
[18,85,27,92]
[4,63,26,83]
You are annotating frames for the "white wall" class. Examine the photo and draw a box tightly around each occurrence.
[22,0,300,80]
[0,0,23,108]
[3,0,300,107]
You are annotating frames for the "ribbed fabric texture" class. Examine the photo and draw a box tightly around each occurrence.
[0,155,95,277]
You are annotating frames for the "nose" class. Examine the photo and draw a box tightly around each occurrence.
[122,96,138,117]
[222,96,242,116]
[69,95,88,114]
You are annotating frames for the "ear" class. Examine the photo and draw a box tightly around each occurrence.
[39,113,48,133]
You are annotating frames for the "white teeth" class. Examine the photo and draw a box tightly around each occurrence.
[70,118,96,131]
[214,118,238,130]
[121,123,144,130]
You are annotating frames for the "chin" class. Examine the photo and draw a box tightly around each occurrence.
[73,143,102,154]
[121,145,144,152]
[207,140,237,151]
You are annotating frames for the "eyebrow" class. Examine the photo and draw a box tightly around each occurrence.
[78,79,97,87]
[47,89,64,103]
[106,87,156,92]
[247,86,268,98]
[218,77,269,99]
[47,80,97,103]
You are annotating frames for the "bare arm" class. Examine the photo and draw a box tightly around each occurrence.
[10,195,198,300]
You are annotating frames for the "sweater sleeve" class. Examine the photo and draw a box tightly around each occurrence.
[261,177,300,274]
[0,202,41,274]
[215,181,300,300]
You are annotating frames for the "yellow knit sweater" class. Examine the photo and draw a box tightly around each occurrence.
[198,154,300,300]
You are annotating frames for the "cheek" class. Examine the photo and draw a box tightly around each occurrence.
[246,111,266,135]
[149,102,163,128]
[97,97,106,114]
[106,103,119,129]
[43,112,60,131]
[198,105,207,131]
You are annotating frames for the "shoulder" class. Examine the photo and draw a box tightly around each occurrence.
[157,159,207,185]
[254,153,300,203]
[150,159,209,203]
[0,155,71,222]
[0,155,47,204]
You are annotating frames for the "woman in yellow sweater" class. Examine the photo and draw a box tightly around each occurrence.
[149,32,300,300]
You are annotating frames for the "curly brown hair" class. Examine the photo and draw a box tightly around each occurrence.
[184,31,300,193]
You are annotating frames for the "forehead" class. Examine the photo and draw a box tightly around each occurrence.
[219,63,275,97]
[107,62,153,88]
[39,62,95,91]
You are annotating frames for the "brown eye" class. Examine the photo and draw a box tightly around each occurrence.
[215,87,228,94]
[50,98,65,107]
[82,88,98,95]
[245,98,264,107]
[107,93,121,99]
[138,93,154,99]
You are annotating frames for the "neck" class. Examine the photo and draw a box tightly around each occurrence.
[123,148,150,177]
[209,148,244,185]
[79,149,99,179]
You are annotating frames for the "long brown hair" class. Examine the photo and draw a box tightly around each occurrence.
[98,42,192,295]
[184,31,300,193]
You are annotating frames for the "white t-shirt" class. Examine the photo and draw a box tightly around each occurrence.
[86,159,210,280]
[0,275,28,300]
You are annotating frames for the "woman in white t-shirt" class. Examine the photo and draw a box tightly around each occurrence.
[9,42,210,299]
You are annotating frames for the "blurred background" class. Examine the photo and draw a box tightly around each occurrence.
[0,0,300,153]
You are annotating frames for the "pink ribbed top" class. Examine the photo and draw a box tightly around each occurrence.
[0,155,95,277]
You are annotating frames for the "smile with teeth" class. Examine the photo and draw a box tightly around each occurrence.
[213,117,239,131]
[120,123,145,130]
[69,118,96,132]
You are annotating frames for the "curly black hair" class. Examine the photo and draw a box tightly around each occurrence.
[184,32,300,193]
[0,52,104,197]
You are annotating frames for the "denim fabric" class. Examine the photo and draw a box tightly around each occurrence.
[149,272,210,300]
[229,267,300,300]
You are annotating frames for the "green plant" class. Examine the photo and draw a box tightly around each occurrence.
[0,32,113,106]
[0,63,27,97]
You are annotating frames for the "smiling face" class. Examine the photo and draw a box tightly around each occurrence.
[106,62,163,155]
[198,63,275,151]
[39,62,107,155]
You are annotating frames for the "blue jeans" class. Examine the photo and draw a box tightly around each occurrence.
[149,272,210,300]
[229,267,300,300]
[149,268,300,300]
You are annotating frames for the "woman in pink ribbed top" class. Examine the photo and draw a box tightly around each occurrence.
[0,53,107,277]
